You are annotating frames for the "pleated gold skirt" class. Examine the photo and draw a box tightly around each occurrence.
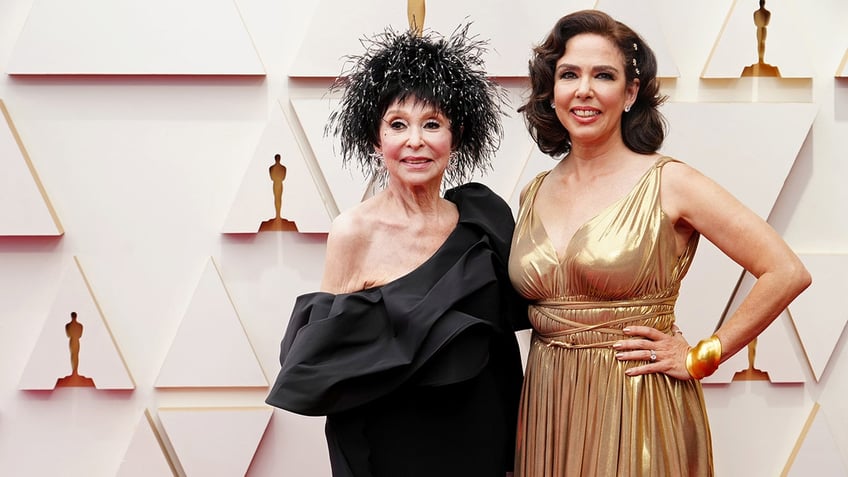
[514,322,714,477]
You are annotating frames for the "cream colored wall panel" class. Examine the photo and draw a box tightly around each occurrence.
[291,97,370,213]
[18,256,135,390]
[417,0,594,77]
[158,407,272,477]
[116,410,176,477]
[677,245,746,348]
[155,258,268,388]
[509,149,560,215]
[704,382,811,477]
[594,0,679,77]
[782,403,848,476]
[466,89,536,201]
[0,100,62,235]
[707,273,807,384]
[789,254,848,382]
[838,49,848,77]
[6,0,264,75]
[2,389,141,476]
[702,0,813,78]
[288,0,594,78]
[223,101,332,234]
[660,102,816,342]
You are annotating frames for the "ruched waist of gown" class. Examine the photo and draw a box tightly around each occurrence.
[532,295,678,349]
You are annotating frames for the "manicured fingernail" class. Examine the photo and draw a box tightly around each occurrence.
[623,328,631,333]
[615,353,623,359]
[612,342,622,349]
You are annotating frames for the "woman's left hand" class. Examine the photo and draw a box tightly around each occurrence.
[614,325,692,380]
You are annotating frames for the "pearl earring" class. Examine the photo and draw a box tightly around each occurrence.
[624,104,631,113]
[550,101,556,110]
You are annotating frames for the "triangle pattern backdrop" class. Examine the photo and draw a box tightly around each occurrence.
[788,254,848,382]
[710,273,807,383]
[6,0,265,75]
[288,0,680,77]
[289,0,602,78]
[593,0,679,78]
[155,257,268,388]
[290,97,372,215]
[223,100,332,234]
[661,102,816,352]
[19,256,135,390]
[463,88,538,205]
[116,410,177,477]
[782,403,848,476]
[158,407,272,477]
[0,100,62,235]
[702,0,813,78]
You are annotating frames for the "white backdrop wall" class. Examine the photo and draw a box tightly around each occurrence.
[0,1,846,476]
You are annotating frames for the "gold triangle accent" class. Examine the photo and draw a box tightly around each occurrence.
[1,99,63,234]
[780,402,820,476]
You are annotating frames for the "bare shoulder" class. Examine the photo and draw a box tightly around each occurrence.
[321,205,373,293]
[327,206,366,245]
[659,160,714,214]
[660,158,699,176]
[659,159,704,190]
[662,160,717,197]
[519,170,551,205]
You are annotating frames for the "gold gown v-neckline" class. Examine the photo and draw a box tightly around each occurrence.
[531,158,660,265]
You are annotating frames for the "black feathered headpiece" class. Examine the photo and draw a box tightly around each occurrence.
[326,24,506,186]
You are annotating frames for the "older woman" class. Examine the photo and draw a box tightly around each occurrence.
[266,26,528,477]
[509,10,811,476]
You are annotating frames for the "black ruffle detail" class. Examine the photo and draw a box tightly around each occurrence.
[265,183,527,416]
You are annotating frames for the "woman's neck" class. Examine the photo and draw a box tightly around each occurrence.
[380,180,448,220]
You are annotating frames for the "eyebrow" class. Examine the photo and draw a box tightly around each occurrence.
[382,108,446,119]
[556,63,621,74]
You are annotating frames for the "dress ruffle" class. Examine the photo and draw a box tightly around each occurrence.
[266,183,527,417]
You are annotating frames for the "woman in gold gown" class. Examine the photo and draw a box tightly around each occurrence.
[509,10,811,476]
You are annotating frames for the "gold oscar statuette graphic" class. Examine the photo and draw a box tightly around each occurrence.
[733,337,771,381]
[259,154,299,232]
[408,0,425,36]
[56,311,96,387]
[741,0,781,77]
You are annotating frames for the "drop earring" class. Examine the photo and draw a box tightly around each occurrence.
[447,151,458,174]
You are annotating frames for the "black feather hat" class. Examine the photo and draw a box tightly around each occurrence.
[326,24,507,186]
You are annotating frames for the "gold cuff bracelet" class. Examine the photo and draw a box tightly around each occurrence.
[685,335,722,380]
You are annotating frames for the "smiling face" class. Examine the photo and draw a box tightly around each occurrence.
[376,97,453,189]
[551,33,639,150]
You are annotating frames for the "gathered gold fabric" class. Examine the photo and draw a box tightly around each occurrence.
[509,157,714,476]
[686,335,723,379]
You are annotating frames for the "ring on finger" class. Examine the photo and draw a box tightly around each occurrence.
[649,349,657,362]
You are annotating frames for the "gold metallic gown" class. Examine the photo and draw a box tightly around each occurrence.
[508,156,714,476]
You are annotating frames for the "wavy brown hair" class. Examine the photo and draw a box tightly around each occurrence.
[520,10,667,157]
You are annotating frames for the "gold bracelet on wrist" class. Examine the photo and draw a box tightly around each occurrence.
[685,335,723,380]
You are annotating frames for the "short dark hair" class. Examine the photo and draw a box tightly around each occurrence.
[520,10,667,157]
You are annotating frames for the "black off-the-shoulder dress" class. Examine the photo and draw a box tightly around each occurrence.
[266,183,529,477]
